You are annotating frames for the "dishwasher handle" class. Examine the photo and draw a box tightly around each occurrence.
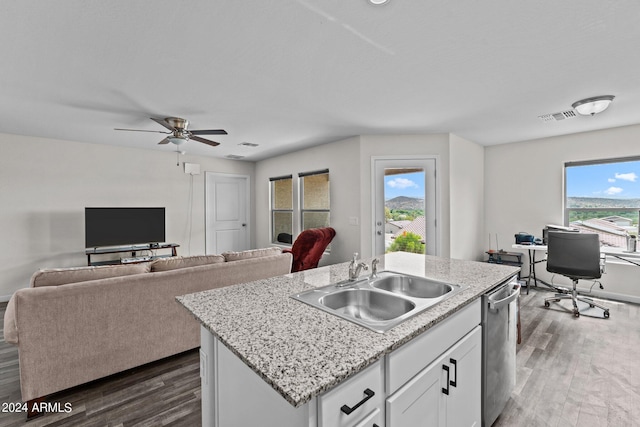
[489,283,520,310]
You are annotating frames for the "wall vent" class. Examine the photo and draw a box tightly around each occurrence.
[538,110,577,122]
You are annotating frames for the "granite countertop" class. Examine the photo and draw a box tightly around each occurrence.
[176,252,519,408]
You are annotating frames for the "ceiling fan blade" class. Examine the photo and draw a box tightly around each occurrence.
[158,138,171,145]
[115,128,170,134]
[150,117,176,131]
[191,135,220,147]
[189,129,228,135]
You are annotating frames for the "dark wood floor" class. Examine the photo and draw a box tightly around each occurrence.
[0,302,201,427]
[1,288,638,426]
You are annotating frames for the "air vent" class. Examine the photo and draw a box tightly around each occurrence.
[239,142,259,147]
[225,154,245,160]
[538,110,577,122]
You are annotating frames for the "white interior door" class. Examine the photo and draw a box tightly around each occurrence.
[372,157,438,257]
[205,173,250,254]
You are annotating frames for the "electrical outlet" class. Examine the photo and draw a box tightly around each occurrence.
[349,217,359,226]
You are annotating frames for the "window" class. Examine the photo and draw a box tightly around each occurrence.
[300,169,330,231]
[565,156,640,247]
[270,175,293,244]
[269,169,331,246]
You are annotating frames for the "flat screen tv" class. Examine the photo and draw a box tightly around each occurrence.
[85,207,166,248]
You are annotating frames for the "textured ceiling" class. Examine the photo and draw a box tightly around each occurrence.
[1,1,639,161]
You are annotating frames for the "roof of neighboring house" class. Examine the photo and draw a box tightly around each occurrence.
[388,220,411,228]
[572,218,627,235]
[601,215,634,224]
[570,218,628,247]
[393,216,426,241]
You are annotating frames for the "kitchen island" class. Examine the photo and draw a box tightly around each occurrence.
[177,252,519,427]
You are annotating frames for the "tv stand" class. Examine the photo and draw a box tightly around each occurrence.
[85,243,179,266]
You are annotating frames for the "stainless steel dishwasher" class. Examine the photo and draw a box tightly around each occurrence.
[482,277,520,427]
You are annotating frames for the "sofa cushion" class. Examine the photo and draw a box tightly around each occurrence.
[222,247,282,262]
[31,263,151,288]
[150,254,226,272]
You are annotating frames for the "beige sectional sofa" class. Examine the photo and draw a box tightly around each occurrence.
[3,248,292,406]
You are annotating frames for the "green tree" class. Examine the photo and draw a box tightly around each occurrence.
[387,231,425,254]
[387,209,425,222]
[385,206,392,220]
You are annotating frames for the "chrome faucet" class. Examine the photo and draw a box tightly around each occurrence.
[348,253,369,281]
[369,258,379,280]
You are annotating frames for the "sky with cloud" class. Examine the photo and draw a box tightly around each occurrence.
[566,159,640,199]
[385,171,425,200]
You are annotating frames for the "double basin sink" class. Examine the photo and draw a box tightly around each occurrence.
[291,271,466,333]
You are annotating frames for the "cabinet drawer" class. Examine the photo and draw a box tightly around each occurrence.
[354,408,383,427]
[385,298,480,394]
[318,359,384,427]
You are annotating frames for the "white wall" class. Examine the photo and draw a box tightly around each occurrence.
[254,137,361,266]
[256,133,477,264]
[0,133,255,299]
[359,134,451,258]
[485,124,640,302]
[449,134,485,261]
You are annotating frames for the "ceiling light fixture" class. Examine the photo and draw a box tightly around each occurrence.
[167,135,188,145]
[571,95,615,116]
[369,0,390,4]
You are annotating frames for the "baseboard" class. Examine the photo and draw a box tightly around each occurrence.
[0,294,12,303]
[574,287,640,305]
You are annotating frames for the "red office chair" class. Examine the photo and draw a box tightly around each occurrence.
[284,227,336,272]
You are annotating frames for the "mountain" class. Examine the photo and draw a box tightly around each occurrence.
[385,196,424,210]
[567,197,640,208]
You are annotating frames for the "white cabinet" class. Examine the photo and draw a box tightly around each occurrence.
[318,360,384,427]
[200,327,384,427]
[386,326,481,427]
[445,326,481,427]
[386,353,443,426]
[199,300,482,427]
[385,299,480,394]
[354,408,383,427]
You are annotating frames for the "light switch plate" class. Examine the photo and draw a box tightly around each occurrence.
[184,162,201,175]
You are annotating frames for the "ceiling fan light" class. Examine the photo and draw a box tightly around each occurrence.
[167,136,187,145]
[571,95,615,116]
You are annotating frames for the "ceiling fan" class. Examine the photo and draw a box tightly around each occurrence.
[115,117,227,147]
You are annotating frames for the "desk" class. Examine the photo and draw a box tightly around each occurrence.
[600,246,640,267]
[512,244,555,293]
[512,244,640,292]
[486,251,523,270]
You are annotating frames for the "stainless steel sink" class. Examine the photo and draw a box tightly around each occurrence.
[321,289,415,321]
[291,271,466,333]
[370,272,453,299]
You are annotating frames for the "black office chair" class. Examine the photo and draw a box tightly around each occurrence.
[544,231,610,318]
